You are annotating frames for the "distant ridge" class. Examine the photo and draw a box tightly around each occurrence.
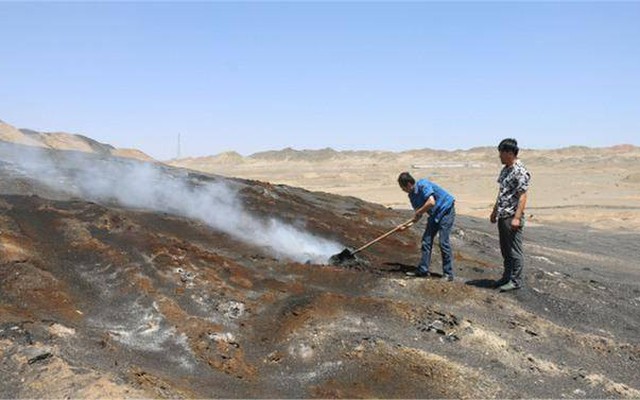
[0,118,154,162]
[170,143,640,167]
[248,147,468,161]
[174,151,245,165]
[250,147,340,162]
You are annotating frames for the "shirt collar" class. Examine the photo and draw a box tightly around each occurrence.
[505,159,520,170]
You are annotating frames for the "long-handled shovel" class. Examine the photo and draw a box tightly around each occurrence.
[329,218,414,265]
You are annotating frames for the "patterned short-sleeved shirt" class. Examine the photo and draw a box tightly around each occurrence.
[496,160,531,218]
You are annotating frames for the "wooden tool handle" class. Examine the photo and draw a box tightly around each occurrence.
[352,218,414,255]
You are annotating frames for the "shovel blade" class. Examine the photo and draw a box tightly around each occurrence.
[328,248,355,265]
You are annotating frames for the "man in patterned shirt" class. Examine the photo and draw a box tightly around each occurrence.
[490,138,531,292]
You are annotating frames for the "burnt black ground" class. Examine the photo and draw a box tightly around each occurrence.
[0,142,639,398]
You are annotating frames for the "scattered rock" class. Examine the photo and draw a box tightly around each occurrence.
[208,332,239,347]
[26,349,53,365]
[428,320,447,335]
[48,323,76,338]
[0,324,33,345]
[175,267,196,287]
[28,352,52,364]
[444,334,460,342]
[289,342,314,361]
[531,255,555,265]
[218,301,245,319]
[266,350,283,363]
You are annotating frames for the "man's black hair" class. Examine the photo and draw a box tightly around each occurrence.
[398,172,415,188]
[498,138,519,156]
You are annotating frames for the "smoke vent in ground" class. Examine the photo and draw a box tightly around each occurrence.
[0,141,342,263]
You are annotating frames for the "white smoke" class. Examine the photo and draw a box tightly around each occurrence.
[0,143,342,263]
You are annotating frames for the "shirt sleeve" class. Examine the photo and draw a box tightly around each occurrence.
[420,181,435,200]
[516,169,531,193]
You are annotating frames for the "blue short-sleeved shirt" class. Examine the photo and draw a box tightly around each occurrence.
[408,179,455,223]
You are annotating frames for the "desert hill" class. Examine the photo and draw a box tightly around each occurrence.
[0,119,153,162]
[1,140,639,398]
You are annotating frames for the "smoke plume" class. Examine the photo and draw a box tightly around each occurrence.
[0,143,342,263]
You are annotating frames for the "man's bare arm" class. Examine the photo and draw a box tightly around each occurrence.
[414,195,436,222]
[511,191,528,230]
[490,191,499,223]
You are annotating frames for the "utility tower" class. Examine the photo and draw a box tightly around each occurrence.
[177,133,181,159]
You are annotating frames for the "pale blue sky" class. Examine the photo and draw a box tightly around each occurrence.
[1,2,639,160]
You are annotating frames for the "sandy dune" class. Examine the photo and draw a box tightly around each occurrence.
[0,119,153,162]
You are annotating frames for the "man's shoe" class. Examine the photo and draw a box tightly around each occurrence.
[498,281,521,292]
[493,278,509,288]
[405,271,430,278]
[442,274,454,282]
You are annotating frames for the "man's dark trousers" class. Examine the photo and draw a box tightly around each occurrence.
[498,216,524,287]
[417,207,455,277]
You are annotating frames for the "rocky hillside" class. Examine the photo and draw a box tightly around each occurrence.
[0,119,153,162]
[1,141,639,398]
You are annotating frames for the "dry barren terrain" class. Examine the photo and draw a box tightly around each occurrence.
[0,141,637,398]
[171,145,640,232]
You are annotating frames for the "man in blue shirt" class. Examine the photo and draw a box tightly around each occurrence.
[398,172,456,281]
